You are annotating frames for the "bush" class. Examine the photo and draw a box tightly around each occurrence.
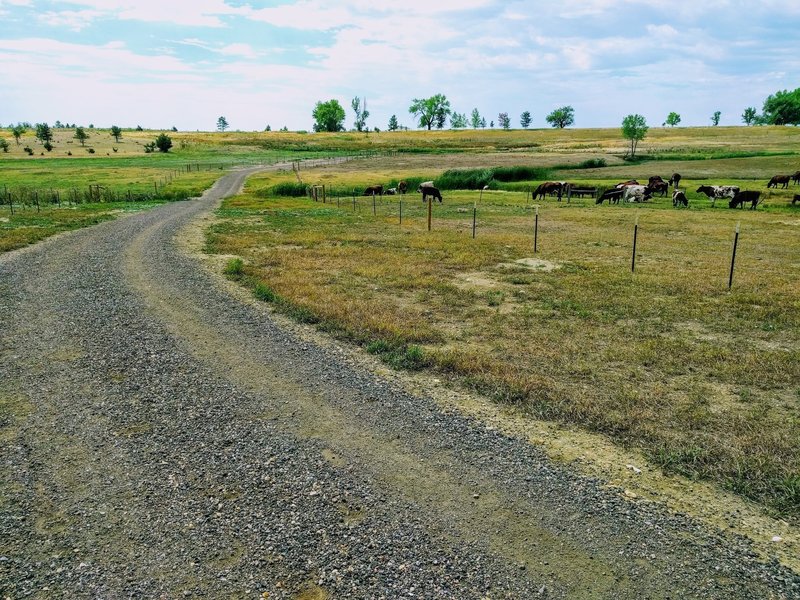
[87,148,95,154]
[223,257,244,278]
[264,182,308,197]
[155,133,172,152]
[143,142,156,153]
[253,282,278,302]
[43,141,53,152]
[24,146,33,155]
[576,158,607,169]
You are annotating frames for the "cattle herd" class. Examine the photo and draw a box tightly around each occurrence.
[359,169,800,210]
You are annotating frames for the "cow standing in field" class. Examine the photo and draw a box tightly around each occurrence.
[668,173,682,188]
[421,186,443,203]
[729,190,761,209]
[767,175,791,189]
[533,181,562,200]
[398,180,408,194]
[647,180,669,197]
[792,171,800,185]
[696,185,740,207]
[672,189,688,207]
[363,184,384,196]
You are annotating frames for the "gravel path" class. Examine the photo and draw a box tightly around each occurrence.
[1,167,798,599]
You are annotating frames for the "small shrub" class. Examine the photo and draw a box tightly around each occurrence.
[155,133,172,153]
[0,138,9,152]
[87,148,95,154]
[112,147,118,153]
[24,146,33,154]
[143,142,156,153]
[223,257,244,278]
[43,141,53,152]
[253,282,278,302]
[486,290,505,307]
[67,151,72,156]
[576,158,607,169]
[135,125,143,131]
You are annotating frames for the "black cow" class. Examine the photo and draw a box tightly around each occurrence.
[729,190,761,210]
[596,188,624,204]
[668,173,682,187]
[421,186,442,203]
[791,171,800,185]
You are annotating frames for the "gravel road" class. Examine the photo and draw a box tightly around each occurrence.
[1,167,798,599]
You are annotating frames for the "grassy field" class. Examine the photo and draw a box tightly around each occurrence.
[206,135,800,519]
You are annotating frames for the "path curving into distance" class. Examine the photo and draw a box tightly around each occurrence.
[1,166,798,599]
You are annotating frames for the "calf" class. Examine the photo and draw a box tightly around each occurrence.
[767,175,790,189]
[672,189,688,207]
[696,185,740,207]
[729,190,761,210]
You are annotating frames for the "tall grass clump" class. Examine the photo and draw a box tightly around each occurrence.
[264,182,308,197]
[436,166,551,190]
[223,257,244,278]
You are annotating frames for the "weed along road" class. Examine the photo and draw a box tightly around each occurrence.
[1,168,798,599]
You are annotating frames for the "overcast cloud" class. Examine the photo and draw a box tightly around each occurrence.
[1,0,798,130]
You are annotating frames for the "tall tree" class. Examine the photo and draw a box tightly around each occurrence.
[742,107,758,126]
[387,114,399,131]
[35,122,53,144]
[74,127,89,146]
[520,111,532,129]
[711,111,721,126]
[621,114,648,159]
[408,94,451,130]
[217,116,229,132]
[110,125,123,142]
[11,125,25,145]
[312,99,346,132]
[479,116,487,129]
[470,108,481,129]
[351,96,370,132]
[498,112,510,130]
[545,106,575,128]
[664,112,681,127]
[761,88,800,125]
[450,112,468,129]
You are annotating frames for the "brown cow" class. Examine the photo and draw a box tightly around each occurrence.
[614,179,640,189]
[533,181,562,200]
[647,181,669,197]
[398,180,408,194]
[648,175,665,185]
[767,175,790,189]
[363,184,384,196]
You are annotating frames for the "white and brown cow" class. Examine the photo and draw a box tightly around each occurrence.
[696,185,740,207]
[622,185,652,203]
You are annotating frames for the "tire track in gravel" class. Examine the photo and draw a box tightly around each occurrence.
[2,166,798,599]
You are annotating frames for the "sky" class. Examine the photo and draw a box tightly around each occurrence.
[1,0,799,131]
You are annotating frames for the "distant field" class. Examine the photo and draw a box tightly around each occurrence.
[207,129,800,518]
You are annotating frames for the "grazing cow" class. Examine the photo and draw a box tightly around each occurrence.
[668,173,682,187]
[385,188,397,195]
[793,194,800,205]
[672,189,688,207]
[647,180,669,197]
[696,185,740,207]
[615,179,640,189]
[596,188,624,204]
[398,180,408,194]
[768,175,791,189]
[363,184,384,196]
[421,186,442,203]
[792,171,800,185]
[417,181,435,192]
[622,185,653,203]
[729,190,761,210]
[533,181,562,200]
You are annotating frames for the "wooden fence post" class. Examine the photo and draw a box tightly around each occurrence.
[729,222,740,290]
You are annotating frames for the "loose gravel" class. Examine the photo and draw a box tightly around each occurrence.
[1,167,798,599]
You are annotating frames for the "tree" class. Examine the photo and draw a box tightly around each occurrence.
[217,116,229,132]
[409,94,451,130]
[480,117,487,129]
[110,125,123,142]
[545,106,575,128]
[35,122,53,144]
[498,112,510,130]
[711,111,721,126]
[664,112,681,127]
[265,125,271,131]
[621,114,648,159]
[11,125,24,145]
[470,108,481,129]
[155,133,172,153]
[351,97,369,132]
[74,127,89,146]
[489,120,494,128]
[450,112,468,129]
[388,114,399,131]
[742,107,758,126]
[312,99,346,132]
[520,111,532,129]
[761,88,800,125]
[0,138,9,153]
